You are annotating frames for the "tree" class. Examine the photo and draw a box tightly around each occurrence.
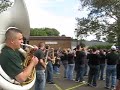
[61,34,66,37]
[43,28,60,36]
[30,28,60,36]
[0,0,13,13]
[77,0,120,45]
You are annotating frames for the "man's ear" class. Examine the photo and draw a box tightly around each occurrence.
[11,39,14,44]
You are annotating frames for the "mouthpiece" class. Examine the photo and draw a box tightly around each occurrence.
[21,43,34,48]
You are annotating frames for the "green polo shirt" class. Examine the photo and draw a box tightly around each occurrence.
[0,46,23,79]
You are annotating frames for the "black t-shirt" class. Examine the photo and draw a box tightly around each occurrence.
[76,51,86,65]
[99,53,106,64]
[106,51,119,65]
[34,49,45,70]
[68,53,75,64]
[87,53,100,65]
[60,53,68,62]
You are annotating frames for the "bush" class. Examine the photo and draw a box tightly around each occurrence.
[88,44,113,50]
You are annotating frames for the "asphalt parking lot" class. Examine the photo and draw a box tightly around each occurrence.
[31,65,107,90]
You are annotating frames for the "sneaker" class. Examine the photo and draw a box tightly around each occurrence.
[64,77,67,78]
[54,72,60,74]
[56,73,60,74]
[110,87,116,90]
[100,78,105,81]
[72,79,75,81]
[92,84,97,87]
[104,86,110,89]
[75,80,79,82]
[47,82,55,84]
[87,83,91,86]
[79,81,86,84]
[103,79,105,81]
[87,83,93,87]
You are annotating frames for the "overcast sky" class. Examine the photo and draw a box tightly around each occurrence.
[9,0,95,40]
[24,0,91,38]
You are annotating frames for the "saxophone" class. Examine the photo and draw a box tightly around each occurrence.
[51,48,55,64]
[44,49,49,65]
[19,44,37,85]
[44,48,55,64]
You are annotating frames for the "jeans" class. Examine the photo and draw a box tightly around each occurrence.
[67,64,75,80]
[117,64,120,79]
[53,65,60,74]
[46,61,54,82]
[88,65,100,86]
[75,64,85,82]
[106,65,117,87]
[62,60,68,78]
[84,64,88,76]
[99,64,105,80]
[35,70,46,90]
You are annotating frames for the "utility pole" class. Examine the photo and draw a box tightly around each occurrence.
[75,28,79,46]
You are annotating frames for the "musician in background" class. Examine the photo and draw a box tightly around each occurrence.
[105,46,118,90]
[0,28,38,83]
[34,42,47,90]
[116,49,120,90]
[60,49,68,78]
[46,45,55,84]
[53,50,61,74]
[67,48,75,80]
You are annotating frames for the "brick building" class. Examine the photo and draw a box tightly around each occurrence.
[28,36,110,50]
[29,36,72,49]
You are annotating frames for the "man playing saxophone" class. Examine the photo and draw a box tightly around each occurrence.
[46,45,55,84]
[0,27,38,83]
[34,42,47,90]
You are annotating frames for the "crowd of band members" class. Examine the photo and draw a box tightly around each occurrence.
[53,45,120,90]
[31,41,120,90]
[59,45,120,90]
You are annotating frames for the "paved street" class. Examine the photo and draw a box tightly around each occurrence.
[31,65,107,90]
[45,74,106,90]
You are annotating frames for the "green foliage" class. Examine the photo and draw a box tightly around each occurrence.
[88,44,113,50]
[30,28,60,36]
[77,0,120,45]
[79,42,86,48]
[0,0,13,13]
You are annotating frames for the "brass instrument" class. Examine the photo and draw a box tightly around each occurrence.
[20,44,36,85]
[0,0,35,89]
[44,47,55,64]
[44,49,49,65]
[51,48,55,64]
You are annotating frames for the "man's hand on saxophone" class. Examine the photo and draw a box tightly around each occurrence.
[15,56,38,83]
[30,56,39,66]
